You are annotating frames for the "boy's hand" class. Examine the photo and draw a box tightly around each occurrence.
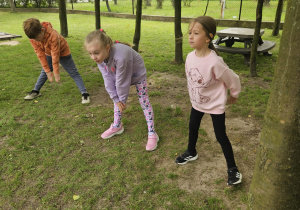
[46,72,54,82]
[227,95,238,104]
[116,102,126,112]
[54,73,61,82]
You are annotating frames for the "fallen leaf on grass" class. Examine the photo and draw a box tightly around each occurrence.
[34,100,38,103]
[73,195,80,200]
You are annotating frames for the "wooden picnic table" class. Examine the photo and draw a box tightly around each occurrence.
[0,32,22,41]
[213,27,276,66]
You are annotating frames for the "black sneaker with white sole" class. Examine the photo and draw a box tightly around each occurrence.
[227,166,242,185]
[81,93,90,104]
[175,150,198,165]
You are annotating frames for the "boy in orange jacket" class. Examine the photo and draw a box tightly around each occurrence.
[23,18,90,104]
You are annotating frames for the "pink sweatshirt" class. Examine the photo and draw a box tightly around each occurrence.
[185,50,241,114]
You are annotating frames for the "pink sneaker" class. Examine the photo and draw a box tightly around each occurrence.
[146,133,159,151]
[101,123,124,139]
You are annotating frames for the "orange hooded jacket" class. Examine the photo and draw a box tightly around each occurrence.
[29,22,71,74]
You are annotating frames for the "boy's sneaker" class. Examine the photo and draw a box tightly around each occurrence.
[227,166,242,185]
[82,93,90,104]
[146,133,159,151]
[175,150,198,165]
[24,90,41,100]
[101,123,124,139]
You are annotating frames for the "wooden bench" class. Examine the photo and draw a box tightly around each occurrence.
[213,40,276,65]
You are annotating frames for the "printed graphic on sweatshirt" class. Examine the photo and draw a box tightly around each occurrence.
[187,68,215,104]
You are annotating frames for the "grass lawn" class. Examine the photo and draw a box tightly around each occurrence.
[0,11,281,209]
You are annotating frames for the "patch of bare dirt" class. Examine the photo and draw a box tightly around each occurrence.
[0,40,20,46]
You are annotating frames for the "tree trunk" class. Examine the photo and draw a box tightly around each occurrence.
[249,0,263,77]
[59,0,68,37]
[248,0,300,209]
[48,0,52,7]
[95,0,101,30]
[238,0,242,20]
[105,0,111,12]
[146,0,151,6]
[272,0,283,36]
[10,0,16,12]
[204,0,210,16]
[174,0,183,64]
[156,0,163,9]
[132,0,134,14]
[132,0,142,52]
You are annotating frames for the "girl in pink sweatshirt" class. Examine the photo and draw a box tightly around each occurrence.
[175,16,242,185]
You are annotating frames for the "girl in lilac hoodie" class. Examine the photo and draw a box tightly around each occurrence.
[175,16,242,185]
[85,30,159,151]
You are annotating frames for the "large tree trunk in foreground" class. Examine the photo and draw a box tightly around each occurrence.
[59,0,68,37]
[248,0,300,209]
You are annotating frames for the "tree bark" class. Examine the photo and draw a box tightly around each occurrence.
[95,0,101,30]
[238,0,242,20]
[132,0,142,52]
[59,0,68,37]
[248,0,300,209]
[105,0,111,12]
[156,0,163,9]
[10,0,16,12]
[174,0,183,64]
[249,0,263,77]
[132,0,134,14]
[272,0,284,36]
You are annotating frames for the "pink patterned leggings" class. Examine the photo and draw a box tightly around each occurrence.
[113,79,155,135]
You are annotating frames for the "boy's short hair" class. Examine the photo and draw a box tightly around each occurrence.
[23,18,43,39]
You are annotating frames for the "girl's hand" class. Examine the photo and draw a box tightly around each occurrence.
[46,71,54,82]
[227,95,238,104]
[54,73,61,82]
[116,102,126,112]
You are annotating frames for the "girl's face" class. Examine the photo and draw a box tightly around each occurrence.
[188,22,211,50]
[86,40,110,64]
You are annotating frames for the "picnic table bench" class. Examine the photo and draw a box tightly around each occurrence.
[213,28,276,66]
[0,32,22,41]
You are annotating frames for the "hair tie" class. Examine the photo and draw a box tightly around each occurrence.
[100,29,103,32]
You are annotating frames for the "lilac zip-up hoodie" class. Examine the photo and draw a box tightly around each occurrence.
[97,43,147,104]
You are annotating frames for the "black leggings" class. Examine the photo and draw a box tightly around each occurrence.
[187,107,237,169]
